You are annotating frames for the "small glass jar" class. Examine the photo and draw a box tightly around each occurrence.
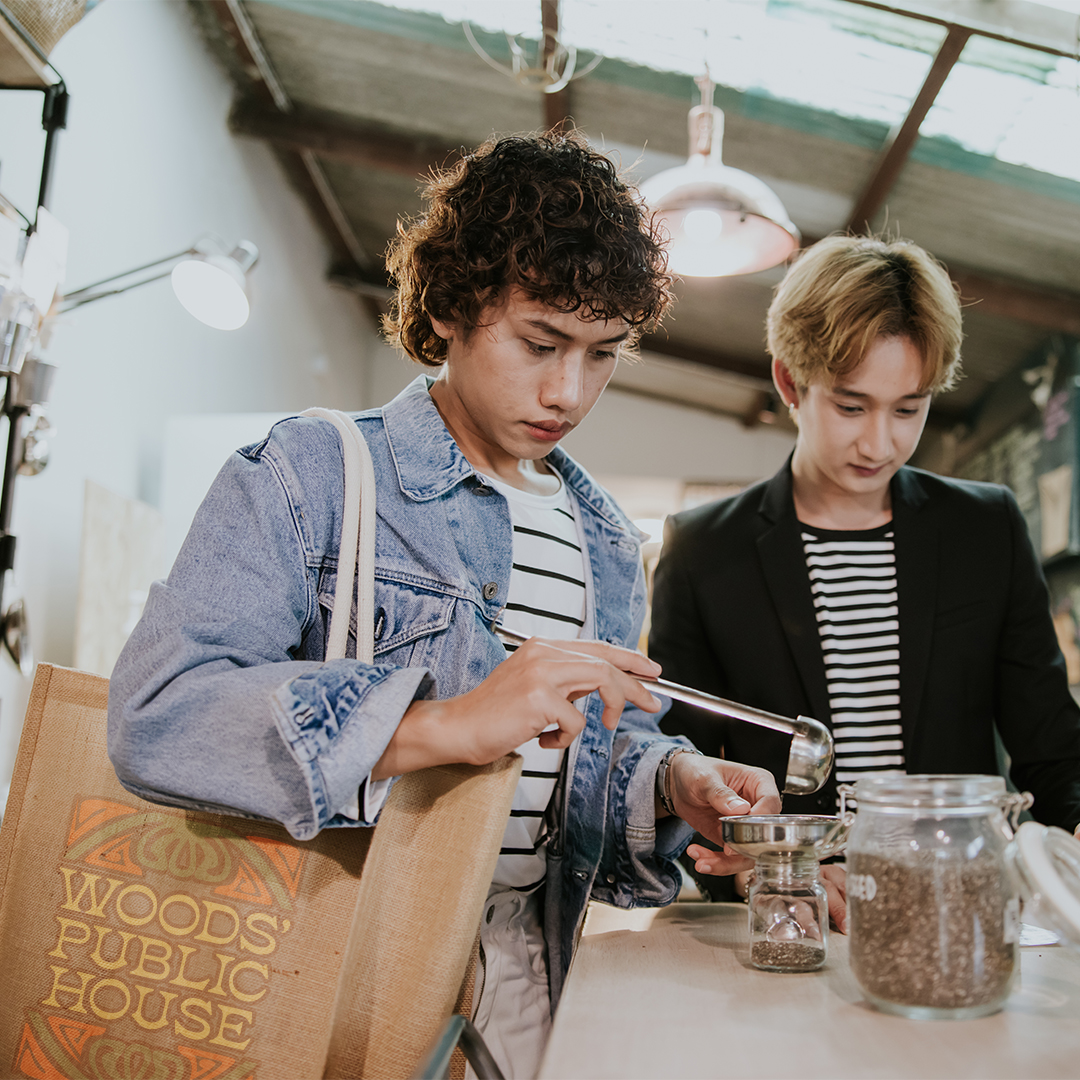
[748,854,829,972]
[845,775,1027,1020]
[723,814,849,973]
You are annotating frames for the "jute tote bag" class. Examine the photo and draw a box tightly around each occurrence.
[0,662,372,1080]
[0,411,520,1080]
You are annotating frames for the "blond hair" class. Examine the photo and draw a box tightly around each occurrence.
[766,235,963,393]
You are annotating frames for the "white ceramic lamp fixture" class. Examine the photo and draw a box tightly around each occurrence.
[640,74,799,277]
[170,241,258,331]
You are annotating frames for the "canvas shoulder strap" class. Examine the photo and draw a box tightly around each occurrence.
[300,408,376,663]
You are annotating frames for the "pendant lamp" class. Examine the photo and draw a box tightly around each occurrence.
[640,74,799,277]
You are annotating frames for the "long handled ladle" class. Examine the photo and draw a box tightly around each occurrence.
[494,626,834,795]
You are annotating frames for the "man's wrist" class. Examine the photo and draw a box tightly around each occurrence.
[655,745,702,817]
[372,697,462,779]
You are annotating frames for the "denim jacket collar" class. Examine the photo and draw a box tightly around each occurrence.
[382,376,475,502]
[382,375,641,538]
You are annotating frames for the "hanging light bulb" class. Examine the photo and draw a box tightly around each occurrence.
[640,74,799,278]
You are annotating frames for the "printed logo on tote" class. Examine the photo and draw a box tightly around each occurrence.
[15,797,310,1080]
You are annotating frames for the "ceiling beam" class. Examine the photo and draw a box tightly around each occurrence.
[639,335,773,385]
[604,381,780,427]
[540,0,572,133]
[951,268,1080,338]
[846,24,971,234]
[205,0,384,320]
[229,97,461,178]
[207,0,288,109]
[841,0,1080,62]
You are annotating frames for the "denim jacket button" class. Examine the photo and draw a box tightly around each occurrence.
[606,874,615,884]
[474,483,494,496]
[482,581,499,600]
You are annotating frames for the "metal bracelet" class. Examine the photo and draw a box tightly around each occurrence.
[657,746,701,816]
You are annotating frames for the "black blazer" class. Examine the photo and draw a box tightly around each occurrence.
[649,460,1080,831]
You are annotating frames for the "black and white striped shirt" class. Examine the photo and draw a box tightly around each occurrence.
[482,472,587,890]
[801,524,906,786]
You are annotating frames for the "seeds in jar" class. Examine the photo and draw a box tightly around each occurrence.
[848,852,1015,1010]
[751,941,825,971]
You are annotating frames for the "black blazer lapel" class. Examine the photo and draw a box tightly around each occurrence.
[756,464,834,730]
[891,467,937,762]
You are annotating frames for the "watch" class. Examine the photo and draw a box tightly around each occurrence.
[655,745,702,816]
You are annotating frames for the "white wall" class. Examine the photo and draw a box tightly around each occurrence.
[562,386,794,483]
[0,0,376,810]
[0,0,795,814]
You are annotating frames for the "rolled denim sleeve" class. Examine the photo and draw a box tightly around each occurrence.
[107,418,432,841]
[270,660,432,836]
[591,701,694,908]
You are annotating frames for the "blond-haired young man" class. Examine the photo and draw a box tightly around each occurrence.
[650,235,1080,908]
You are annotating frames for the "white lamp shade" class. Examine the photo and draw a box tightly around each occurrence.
[641,157,800,277]
[170,254,251,331]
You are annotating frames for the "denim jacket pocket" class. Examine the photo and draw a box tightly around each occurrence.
[318,574,457,662]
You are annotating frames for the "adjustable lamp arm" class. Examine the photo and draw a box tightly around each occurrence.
[0,0,69,225]
[58,239,257,331]
[58,247,196,312]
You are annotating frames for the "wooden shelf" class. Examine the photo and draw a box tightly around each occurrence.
[0,16,50,89]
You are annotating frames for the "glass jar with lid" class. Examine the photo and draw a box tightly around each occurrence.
[844,774,1080,1020]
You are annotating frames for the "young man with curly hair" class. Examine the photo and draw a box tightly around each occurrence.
[650,234,1080,910]
[109,132,779,1077]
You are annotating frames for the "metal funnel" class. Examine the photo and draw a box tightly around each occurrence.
[721,814,851,861]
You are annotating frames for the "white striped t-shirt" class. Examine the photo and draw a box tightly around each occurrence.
[801,523,906,786]
[481,471,587,890]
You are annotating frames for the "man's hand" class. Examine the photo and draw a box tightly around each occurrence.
[374,637,662,779]
[730,861,848,932]
[820,864,848,932]
[666,753,782,877]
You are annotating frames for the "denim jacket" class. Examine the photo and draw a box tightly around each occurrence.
[108,375,692,1003]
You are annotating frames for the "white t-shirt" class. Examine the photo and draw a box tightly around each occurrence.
[481,470,587,890]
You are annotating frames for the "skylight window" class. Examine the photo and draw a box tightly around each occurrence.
[922,49,1080,182]
[382,0,1080,184]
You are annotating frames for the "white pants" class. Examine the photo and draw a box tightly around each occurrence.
[468,886,552,1080]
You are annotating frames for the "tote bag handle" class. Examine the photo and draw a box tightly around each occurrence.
[301,408,377,664]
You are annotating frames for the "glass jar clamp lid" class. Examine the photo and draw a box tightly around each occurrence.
[843,774,1080,1020]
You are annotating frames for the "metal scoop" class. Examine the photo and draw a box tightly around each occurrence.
[493,626,834,795]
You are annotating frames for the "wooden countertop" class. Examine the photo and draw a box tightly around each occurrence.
[539,902,1080,1079]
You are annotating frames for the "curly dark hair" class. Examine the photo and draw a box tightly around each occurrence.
[383,130,674,366]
